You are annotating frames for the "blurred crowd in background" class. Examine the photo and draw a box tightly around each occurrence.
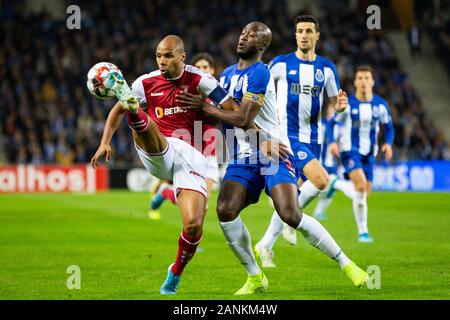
[428,11,450,78]
[1,0,449,166]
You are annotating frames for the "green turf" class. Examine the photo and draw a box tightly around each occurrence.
[0,191,449,300]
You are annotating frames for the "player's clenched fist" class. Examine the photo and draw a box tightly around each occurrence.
[91,143,111,169]
[336,89,348,113]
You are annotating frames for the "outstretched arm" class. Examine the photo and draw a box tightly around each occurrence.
[91,101,125,168]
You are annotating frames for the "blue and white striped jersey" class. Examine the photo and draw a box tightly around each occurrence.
[220,61,282,163]
[334,94,394,156]
[269,53,340,146]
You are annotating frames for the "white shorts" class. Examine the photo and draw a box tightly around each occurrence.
[205,155,219,182]
[135,137,208,199]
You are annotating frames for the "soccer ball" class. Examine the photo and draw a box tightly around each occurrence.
[86,62,121,100]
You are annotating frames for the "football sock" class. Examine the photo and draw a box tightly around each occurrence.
[334,179,355,200]
[297,213,350,268]
[298,180,321,208]
[258,211,283,250]
[171,230,202,276]
[353,191,369,234]
[220,216,261,275]
[126,107,149,132]
[313,196,333,215]
[162,188,177,204]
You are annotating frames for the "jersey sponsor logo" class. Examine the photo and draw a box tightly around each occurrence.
[288,69,298,75]
[351,119,374,129]
[351,120,361,128]
[351,108,359,114]
[290,83,321,97]
[297,151,308,160]
[155,106,187,119]
[150,92,164,96]
[315,69,324,82]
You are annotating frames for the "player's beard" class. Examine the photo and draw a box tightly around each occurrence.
[237,46,259,60]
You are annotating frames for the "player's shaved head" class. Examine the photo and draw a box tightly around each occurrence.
[156,35,186,79]
[158,35,185,53]
[237,22,272,60]
[246,21,272,50]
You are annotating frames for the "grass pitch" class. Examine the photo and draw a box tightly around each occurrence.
[0,191,449,300]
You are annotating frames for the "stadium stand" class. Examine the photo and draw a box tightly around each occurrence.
[1,0,448,166]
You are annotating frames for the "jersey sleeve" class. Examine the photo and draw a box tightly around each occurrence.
[242,65,270,107]
[379,100,392,124]
[324,61,340,98]
[268,58,284,82]
[131,76,147,106]
[379,100,395,145]
[198,73,230,106]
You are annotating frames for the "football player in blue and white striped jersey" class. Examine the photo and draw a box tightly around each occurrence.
[328,65,395,243]
[256,15,349,263]
[312,104,356,221]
